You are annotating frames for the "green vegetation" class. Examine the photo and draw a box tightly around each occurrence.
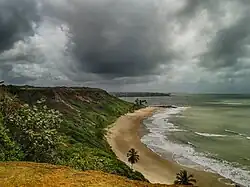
[127,148,140,170]
[0,85,147,181]
[132,98,148,110]
[174,170,197,186]
[135,98,147,106]
[0,95,62,163]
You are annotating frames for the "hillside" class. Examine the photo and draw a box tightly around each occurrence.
[0,162,178,187]
[0,85,146,181]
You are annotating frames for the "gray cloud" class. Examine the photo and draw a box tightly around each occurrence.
[0,0,40,52]
[202,14,250,70]
[58,0,173,78]
[1,0,250,92]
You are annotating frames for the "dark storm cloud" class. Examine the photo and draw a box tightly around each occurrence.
[178,0,201,18]
[56,0,173,78]
[178,0,250,71]
[202,14,250,70]
[177,0,220,21]
[0,0,40,52]
[0,0,175,80]
[2,0,250,93]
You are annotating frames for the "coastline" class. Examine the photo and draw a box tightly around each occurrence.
[106,107,230,187]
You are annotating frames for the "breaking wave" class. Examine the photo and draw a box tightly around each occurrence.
[195,132,227,137]
[141,107,250,186]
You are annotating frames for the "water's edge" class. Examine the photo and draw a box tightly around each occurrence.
[140,108,249,187]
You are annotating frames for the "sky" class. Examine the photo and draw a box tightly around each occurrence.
[1,0,250,93]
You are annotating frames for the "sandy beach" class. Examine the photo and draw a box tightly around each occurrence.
[106,107,230,187]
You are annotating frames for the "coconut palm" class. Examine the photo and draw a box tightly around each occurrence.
[127,148,139,169]
[174,170,196,185]
[140,100,147,105]
[135,98,140,106]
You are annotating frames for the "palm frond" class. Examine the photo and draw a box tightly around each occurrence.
[174,180,182,184]
[188,178,197,183]
[188,174,194,178]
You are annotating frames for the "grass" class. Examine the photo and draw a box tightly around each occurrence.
[0,162,175,187]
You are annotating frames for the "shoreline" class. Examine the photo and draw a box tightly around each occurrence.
[106,107,230,187]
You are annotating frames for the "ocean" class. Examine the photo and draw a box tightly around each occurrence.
[121,94,250,186]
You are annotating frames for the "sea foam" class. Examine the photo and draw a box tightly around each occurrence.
[195,132,227,137]
[141,107,250,186]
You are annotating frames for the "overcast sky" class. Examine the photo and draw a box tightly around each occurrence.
[1,0,250,93]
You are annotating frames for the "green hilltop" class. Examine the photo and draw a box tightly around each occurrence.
[0,85,146,181]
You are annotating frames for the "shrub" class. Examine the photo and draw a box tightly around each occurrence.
[1,96,63,163]
[0,113,24,161]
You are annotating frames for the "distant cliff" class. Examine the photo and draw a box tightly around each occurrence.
[111,92,171,97]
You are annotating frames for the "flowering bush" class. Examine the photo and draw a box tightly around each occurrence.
[0,95,63,163]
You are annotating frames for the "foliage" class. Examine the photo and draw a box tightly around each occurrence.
[0,113,23,161]
[174,170,197,185]
[57,145,146,181]
[0,93,63,163]
[0,86,147,182]
[133,98,147,110]
[127,148,140,169]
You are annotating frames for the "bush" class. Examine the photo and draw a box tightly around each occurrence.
[0,113,24,161]
[0,95,63,163]
[57,146,147,181]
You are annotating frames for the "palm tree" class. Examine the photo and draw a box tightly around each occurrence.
[135,98,140,106]
[127,148,139,170]
[174,170,196,186]
[141,100,147,105]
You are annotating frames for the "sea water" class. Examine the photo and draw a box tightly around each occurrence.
[121,94,250,186]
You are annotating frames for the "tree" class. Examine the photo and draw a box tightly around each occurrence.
[174,170,197,186]
[127,148,139,170]
[141,100,147,105]
[135,98,140,106]
[134,99,147,109]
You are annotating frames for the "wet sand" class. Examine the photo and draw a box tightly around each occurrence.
[106,107,231,187]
